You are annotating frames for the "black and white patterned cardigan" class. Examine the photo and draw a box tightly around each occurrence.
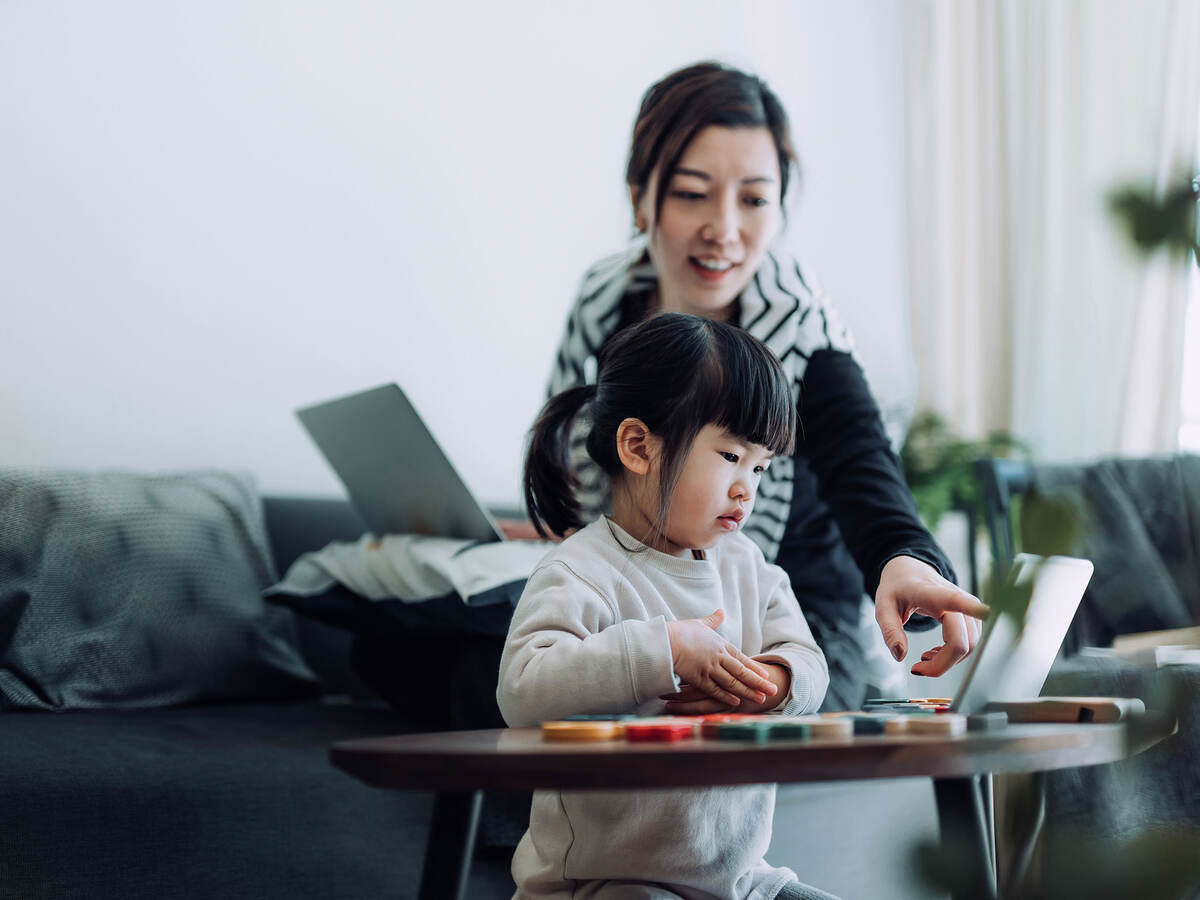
[547,239,855,565]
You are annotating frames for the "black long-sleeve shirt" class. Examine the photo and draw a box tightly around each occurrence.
[778,348,952,626]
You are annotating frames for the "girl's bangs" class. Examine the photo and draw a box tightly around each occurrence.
[697,334,796,457]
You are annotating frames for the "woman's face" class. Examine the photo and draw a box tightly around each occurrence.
[635,126,782,319]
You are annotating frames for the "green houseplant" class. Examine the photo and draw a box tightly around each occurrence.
[899,409,1027,532]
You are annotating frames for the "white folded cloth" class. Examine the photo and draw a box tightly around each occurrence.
[265,534,554,606]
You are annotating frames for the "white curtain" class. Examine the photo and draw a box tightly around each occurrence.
[906,0,1200,460]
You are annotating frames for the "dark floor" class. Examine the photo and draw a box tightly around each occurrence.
[466,845,517,898]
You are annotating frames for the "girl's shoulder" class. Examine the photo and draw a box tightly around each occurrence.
[527,519,623,583]
[715,532,791,592]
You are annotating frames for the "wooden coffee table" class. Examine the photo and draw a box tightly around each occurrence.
[332,716,1173,900]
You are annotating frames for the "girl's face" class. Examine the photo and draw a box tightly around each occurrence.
[656,424,773,556]
[635,126,783,320]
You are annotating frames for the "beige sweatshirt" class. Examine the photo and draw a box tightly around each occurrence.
[497,518,829,900]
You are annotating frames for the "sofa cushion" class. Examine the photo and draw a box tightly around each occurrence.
[0,468,318,710]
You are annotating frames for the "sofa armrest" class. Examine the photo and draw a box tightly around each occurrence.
[262,495,368,573]
[260,496,370,697]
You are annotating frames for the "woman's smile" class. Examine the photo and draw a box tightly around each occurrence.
[689,256,739,282]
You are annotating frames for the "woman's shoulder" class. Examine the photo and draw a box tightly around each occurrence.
[574,236,650,301]
[551,242,650,388]
[741,248,854,360]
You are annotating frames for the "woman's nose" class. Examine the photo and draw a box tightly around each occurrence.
[701,197,739,244]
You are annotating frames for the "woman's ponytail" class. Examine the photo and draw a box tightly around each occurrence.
[523,384,597,539]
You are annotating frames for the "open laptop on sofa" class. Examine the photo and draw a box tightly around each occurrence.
[296,383,505,544]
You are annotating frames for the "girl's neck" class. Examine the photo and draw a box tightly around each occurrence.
[609,489,691,558]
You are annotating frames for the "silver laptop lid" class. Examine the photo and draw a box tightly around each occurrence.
[297,383,504,543]
[951,554,1093,715]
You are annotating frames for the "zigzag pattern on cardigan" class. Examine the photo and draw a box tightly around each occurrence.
[546,239,855,563]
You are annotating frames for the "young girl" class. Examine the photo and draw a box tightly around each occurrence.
[498,313,834,900]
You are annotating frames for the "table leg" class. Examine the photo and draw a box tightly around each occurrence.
[980,773,996,878]
[419,789,483,900]
[933,775,997,900]
[1002,771,1047,897]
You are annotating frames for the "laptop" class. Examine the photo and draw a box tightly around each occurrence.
[866,553,1094,715]
[296,383,505,543]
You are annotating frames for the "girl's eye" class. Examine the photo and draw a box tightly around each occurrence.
[753,465,766,475]
[671,190,706,201]
[719,452,739,463]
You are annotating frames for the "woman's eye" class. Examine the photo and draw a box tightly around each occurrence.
[744,196,769,208]
[719,452,739,463]
[672,190,706,201]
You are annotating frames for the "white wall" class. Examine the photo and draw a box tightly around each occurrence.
[0,1,911,508]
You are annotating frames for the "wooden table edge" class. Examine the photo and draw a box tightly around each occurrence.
[330,715,1176,793]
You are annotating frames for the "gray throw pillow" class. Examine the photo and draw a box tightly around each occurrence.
[0,468,318,710]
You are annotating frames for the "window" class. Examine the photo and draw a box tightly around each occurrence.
[1180,252,1200,451]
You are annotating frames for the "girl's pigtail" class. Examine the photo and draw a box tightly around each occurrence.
[523,384,597,539]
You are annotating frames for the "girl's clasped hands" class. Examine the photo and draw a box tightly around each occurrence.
[660,608,789,715]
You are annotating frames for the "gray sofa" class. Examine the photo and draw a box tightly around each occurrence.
[0,493,522,899]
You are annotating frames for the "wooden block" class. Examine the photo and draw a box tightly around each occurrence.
[792,716,853,739]
[986,697,1145,723]
[542,721,623,742]
[905,714,967,737]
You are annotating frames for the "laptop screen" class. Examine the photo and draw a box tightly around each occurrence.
[950,554,1093,715]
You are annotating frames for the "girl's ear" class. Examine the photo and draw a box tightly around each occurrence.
[615,418,659,475]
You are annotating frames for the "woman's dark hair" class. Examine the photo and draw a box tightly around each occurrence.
[626,61,798,224]
[524,312,796,540]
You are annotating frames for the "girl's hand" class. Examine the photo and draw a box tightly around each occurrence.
[660,661,791,715]
[664,609,778,708]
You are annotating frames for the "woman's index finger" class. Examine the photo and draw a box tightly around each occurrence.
[913,579,990,621]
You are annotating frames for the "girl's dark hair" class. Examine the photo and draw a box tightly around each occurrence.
[524,312,796,540]
[626,61,798,224]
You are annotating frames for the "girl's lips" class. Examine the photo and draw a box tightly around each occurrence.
[689,257,737,283]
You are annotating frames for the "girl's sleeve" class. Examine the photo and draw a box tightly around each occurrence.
[754,568,830,715]
[496,562,679,727]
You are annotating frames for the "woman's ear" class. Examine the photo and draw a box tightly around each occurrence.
[615,418,659,475]
[630,185,648,233]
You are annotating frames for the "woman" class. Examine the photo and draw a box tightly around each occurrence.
[546,61,986,710]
